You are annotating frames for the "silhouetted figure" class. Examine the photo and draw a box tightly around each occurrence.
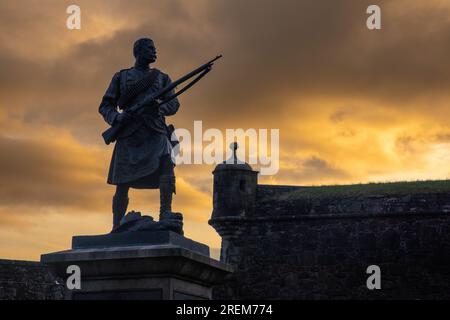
[99,38,180,231]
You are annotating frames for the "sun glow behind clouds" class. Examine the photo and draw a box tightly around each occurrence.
[426,143,450,176]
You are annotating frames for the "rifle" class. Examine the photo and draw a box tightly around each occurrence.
[102,55,223,145]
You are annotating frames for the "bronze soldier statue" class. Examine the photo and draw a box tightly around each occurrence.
[99,38,180,231]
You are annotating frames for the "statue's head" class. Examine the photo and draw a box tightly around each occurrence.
[133,38,157,63]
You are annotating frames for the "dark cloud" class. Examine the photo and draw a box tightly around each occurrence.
[193,0,450,122]
[3,0,450,137]
[272,156,351,185]
[0,134,108,210]
[0,131,213,229]
[330,109,356,123]
[395,129,450,155]
[1,0,450,141]
[303,156,350,180]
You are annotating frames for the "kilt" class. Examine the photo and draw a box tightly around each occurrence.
[107,124,173,189]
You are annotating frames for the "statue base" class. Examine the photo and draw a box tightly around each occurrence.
[41,231,233,300]
[72,230,208,255]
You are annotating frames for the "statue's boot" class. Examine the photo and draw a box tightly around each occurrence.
[159,175,182,220]
[112,194,129,232]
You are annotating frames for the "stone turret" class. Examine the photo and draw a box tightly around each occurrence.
[211,142,258,219]
[209,143,258,263]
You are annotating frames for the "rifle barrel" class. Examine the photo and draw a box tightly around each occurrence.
[155,55,222,99]
[103,55,222,144]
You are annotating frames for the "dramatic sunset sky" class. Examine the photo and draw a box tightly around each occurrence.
[1,0,450,260]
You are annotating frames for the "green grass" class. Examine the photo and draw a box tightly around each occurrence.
[272,180,450,201]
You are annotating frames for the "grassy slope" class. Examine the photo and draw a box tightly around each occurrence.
[273,180,450,201]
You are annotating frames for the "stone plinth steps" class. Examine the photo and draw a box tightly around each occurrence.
[41,231,233,300]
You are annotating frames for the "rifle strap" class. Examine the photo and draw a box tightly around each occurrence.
[117,69,161,109]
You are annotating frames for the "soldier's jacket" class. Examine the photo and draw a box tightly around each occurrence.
[98,67,180,187]
[99,67,180,138]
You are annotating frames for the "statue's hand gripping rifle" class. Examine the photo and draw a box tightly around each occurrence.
[102,55,222,145]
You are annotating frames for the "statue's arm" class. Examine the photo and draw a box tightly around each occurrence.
[98,72,121,125]
[158,75,180,117]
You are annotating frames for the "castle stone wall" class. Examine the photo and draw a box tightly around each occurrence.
[211,184,450,299]
[212,211,450,299]
[0,259,65,300]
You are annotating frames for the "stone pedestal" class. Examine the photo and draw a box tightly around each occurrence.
[41,231,233,300]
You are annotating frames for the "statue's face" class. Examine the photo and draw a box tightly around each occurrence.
[139,40,157,63]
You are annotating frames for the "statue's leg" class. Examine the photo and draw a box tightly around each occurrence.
[159,155,179,220]
[112,184,129,231]
[159,174,175,214]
